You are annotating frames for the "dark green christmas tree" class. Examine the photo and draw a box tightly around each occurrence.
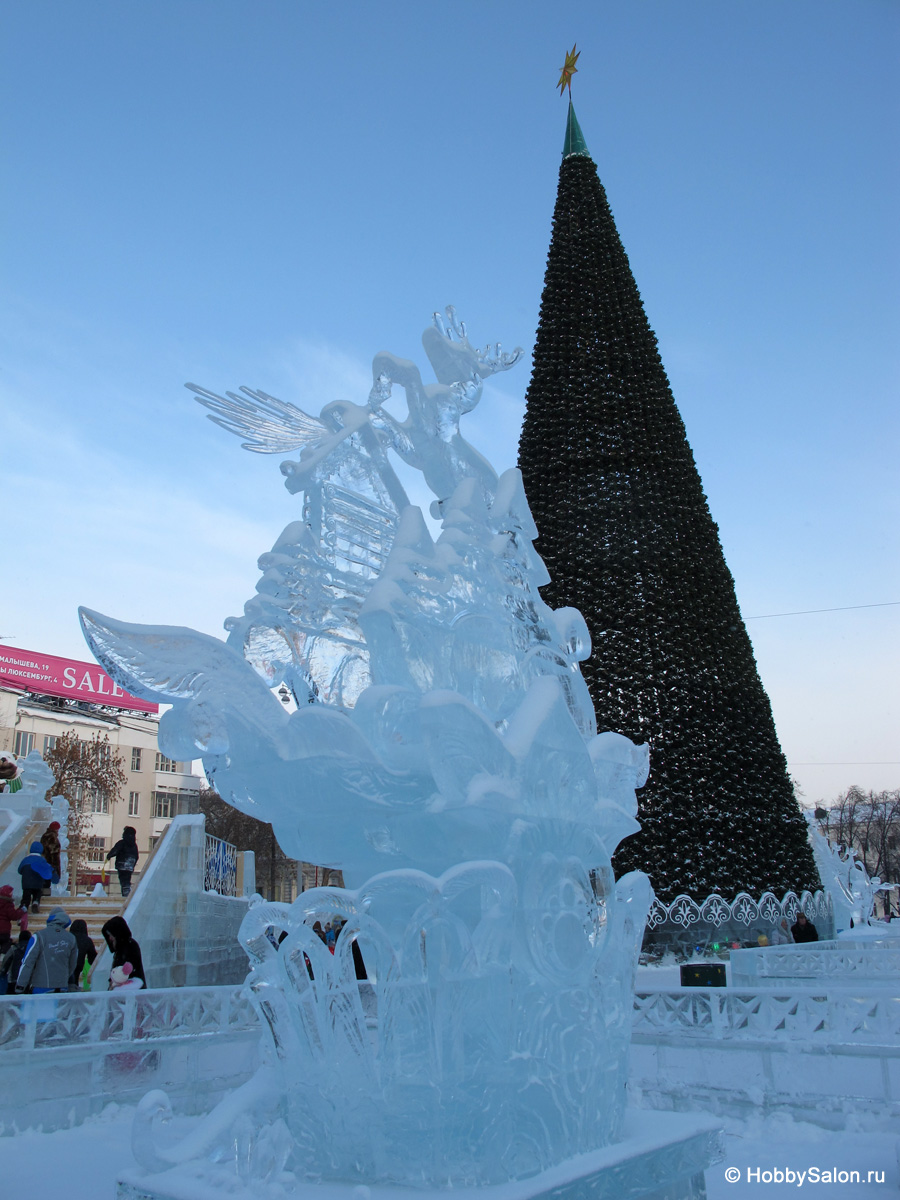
[518,102,819,902]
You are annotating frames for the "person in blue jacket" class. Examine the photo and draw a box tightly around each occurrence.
[18,841,59,913]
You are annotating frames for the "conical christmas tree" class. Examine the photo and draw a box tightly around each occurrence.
[518,102,819,902]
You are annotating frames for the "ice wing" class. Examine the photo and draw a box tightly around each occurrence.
[79,607,274,708]
[186,384,330,454]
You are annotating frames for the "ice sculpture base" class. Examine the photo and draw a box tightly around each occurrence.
[116,1110,724,1200]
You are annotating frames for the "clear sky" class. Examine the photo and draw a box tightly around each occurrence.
[2,1,897,807]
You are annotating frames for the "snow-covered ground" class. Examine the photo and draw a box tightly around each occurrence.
[6,1103,897,1199]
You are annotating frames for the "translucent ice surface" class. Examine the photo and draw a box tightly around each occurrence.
[78,309,651,1186]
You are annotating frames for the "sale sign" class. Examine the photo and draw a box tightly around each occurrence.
[0,645,158,715]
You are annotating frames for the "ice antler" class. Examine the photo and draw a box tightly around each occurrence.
[424,306,523,386]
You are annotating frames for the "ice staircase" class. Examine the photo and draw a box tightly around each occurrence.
[59,895,123,944]
[0,803,124,942]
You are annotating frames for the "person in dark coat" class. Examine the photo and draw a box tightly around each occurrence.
[791,913,819,943]
[101,914,146,989]
[68,919,97,988]
[0,884,27,956]
[0,930,32,994]
[40,822,62,877]
[334,920,368,980]
[104,826,140,897]
[18,841,59,913]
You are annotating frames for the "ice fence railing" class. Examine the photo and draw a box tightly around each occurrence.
[78,309,653,1187]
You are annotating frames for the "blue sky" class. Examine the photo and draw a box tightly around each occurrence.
[2,1,897,805]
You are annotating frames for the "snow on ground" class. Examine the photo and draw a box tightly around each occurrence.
[6,1103,897,1199]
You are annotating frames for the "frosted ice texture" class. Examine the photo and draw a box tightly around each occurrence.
[78,309,651,1187]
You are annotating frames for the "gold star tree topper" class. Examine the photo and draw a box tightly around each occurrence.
[557,44,580,97]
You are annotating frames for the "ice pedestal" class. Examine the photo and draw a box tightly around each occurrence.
[115,1111,725,1200]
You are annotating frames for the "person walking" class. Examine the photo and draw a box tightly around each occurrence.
[40,821,63,877]
[17,841,59,913]
[68,919,97,990]
[15,908,77,994]
[0,884,28,956]
[104,826,140,898]
[101,915,146,989]
[0,931,32,994]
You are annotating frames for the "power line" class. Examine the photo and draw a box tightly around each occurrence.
[789,761,900,766]
[745,601,900,620]
[746,601,900,620]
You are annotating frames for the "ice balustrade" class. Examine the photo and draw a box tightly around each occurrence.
[0,986,260,1136]
[0,984,257,1052]
[633,986,900,1044]
[10,966,895,1147]
[5,980,896,1059]
[75,309,659,1190]
[730,943,900,987]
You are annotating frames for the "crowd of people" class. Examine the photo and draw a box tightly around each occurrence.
[0,819,146,995]
[0,906,144,995]
[268,916,368,980]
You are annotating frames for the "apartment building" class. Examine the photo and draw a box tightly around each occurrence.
[0,643,202,876]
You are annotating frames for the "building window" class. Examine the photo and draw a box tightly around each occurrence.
[90,790,110,815]
[14,731,35,757]
[155,753,179,773]
[128,791,140,816]
[43,734,57,756]
[86,836,106,863]
[149,835,160,852]
[152,790,176,819]
[131,747,142,772]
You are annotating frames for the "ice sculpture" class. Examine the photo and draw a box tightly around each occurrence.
[0,752,70,895]
[807,813,897,930]
[80,309,652,1188]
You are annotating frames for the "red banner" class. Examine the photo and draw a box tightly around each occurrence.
[0,644,158,715]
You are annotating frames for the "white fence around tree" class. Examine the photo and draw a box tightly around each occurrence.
[643,889,834,954]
